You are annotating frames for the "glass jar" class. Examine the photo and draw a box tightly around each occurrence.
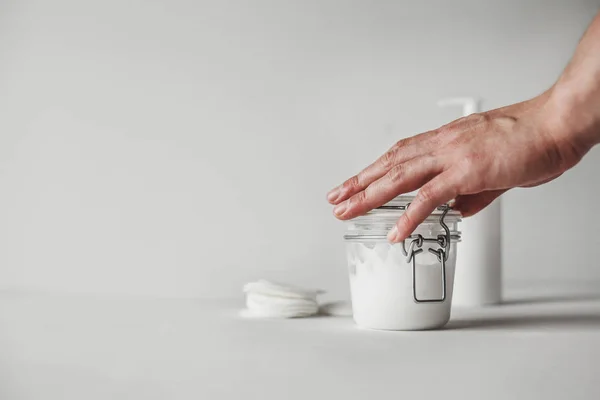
[343,195,462,330]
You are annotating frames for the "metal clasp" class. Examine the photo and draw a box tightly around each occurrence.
[400,205,451,303]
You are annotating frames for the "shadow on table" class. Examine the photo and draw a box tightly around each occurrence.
[317,301,353,317]
[446,313,600,330]
[500,293,600,306]
[315,298,600,329]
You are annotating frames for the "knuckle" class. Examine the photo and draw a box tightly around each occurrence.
[436,124,455,136]
[379,149,396,170]
[387,164,404,183]
[417,184,436,204]
[466,112,491,126]
[343,175,361,191]
[394,137,411,148]
[439,116,468,133]
[350,190,368,207]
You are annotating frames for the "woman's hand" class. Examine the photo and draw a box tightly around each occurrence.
[326,90,593,243]
[327,11,600,243]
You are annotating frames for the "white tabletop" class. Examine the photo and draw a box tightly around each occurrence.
[1,288,599,400]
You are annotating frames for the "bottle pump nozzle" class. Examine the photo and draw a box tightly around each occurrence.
[437,97,480,117]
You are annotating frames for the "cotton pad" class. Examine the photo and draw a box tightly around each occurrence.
[241,280,323,319]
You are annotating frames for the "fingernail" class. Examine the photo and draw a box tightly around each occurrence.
[333,202,348,216]
[327,188,341,203]
[387,225,399,242]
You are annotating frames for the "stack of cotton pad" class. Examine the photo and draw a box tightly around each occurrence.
[241,280,322,318]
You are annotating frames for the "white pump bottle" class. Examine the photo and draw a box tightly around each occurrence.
[437,97,502,307]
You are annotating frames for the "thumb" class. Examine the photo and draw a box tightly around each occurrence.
[451,190,506,217]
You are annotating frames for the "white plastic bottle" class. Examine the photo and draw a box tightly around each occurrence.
[437,97,502,307]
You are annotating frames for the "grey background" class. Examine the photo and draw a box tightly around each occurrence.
[0,0,599,300]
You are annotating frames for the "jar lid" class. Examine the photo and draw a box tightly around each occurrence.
[344,194,461,242]
[371,195,461,217]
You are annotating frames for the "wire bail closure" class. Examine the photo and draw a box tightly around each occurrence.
[400,205,452,303]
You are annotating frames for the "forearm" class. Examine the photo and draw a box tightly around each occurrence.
[549,12,600,150]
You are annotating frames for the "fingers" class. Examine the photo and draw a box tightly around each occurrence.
[326,131,435,205]
[452,190,506,217]
[387,170,459,243]
[332,156,441,220]
[326,151,393,204]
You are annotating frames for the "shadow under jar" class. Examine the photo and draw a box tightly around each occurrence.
[344,195,462,331]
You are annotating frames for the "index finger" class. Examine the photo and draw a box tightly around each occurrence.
[326,130,434,205]
[387,170,458,243]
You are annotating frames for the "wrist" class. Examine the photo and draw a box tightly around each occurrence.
[546,81,600,152]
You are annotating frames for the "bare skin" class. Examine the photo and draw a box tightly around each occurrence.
[327,12,600,243]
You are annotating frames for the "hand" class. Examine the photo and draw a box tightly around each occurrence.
[326,90,592,243]
[328,11,600,243]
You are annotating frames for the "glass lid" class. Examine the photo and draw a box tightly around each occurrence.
[373,195,461,217]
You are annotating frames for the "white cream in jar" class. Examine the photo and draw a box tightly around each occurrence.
[343,196,462,330]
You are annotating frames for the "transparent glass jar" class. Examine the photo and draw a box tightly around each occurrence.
[344,195,462,330]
